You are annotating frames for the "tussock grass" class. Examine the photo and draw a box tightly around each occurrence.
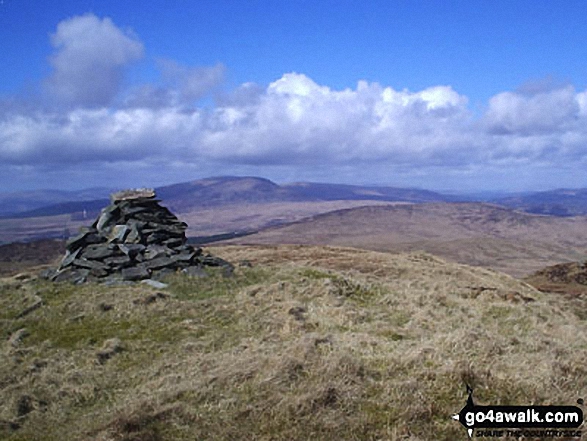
[1,245,586,440]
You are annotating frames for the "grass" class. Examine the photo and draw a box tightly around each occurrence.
[1,245,587,440]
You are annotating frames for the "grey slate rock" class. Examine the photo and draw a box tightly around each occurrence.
[125,223,143,244]
[118,244,146,258]
[151,268,176,280]
[81,244,118,260]
[162,237,184,248]
[72,258,109,271]
[65,232,92,252]
[39,268,58,280]
[108,224,129,243]
[54,268,90,284]
[144,245,173,260]
[103,255,133,268]
[121,267,150,281]
[60,248,81,268]
[142,256,176,270]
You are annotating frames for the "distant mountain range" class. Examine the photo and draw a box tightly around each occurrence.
[1,176,452,219]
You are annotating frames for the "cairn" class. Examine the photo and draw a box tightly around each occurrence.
[44,189,232,284]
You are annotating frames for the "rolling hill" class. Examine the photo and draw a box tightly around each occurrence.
[223,203,587,277]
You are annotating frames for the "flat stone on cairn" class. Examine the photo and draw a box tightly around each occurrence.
[110,188,156,202]
[44,188,232,284]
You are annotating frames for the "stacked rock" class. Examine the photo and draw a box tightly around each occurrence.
[44,189,232,284]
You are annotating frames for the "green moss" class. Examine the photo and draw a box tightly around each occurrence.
[166,266,270,301]
[23,313,182,349]
[299,268,333,280]
[484,304,513,320]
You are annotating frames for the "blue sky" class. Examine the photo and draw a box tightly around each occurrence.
[1,0,587,192]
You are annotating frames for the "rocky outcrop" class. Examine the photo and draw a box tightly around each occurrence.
[43,189,232,284]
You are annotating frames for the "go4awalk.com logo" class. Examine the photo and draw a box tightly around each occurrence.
[452,385,583,439]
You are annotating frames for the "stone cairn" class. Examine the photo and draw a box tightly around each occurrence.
[44,189,232,284]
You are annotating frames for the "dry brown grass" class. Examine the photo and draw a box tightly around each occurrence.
[1,245,586,440]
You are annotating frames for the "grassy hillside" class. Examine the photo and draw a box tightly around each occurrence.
[1,245,586,440]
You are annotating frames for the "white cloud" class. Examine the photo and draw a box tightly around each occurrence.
[0,108,203,164]
[4,72,587,178]
[201,74,474,164]
[123,60,225,108]
[3,11,587,193]
[45,14,144,107]
[484,85,580,135]
[577,90,587,116]
[158,59,225,102]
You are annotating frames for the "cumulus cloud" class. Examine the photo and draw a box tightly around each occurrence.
[0,73,477,167]
[4,71,587,178]
[158,59,225,102]
[0,107,203,164]
[484,85,580,135]
[45,14,144,107]
[123,60,225,109]
[201,74,474,165]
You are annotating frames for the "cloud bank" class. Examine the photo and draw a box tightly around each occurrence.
[1,13,587,191]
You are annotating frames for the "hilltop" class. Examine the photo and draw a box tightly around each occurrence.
[1,245,586,440]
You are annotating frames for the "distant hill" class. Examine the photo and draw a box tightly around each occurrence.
[5,199,109,219]
[224,202,587,277]
[3,176,452,220]
[281,181,452,203]
[0,188,113,217]
[493,188,587,216]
